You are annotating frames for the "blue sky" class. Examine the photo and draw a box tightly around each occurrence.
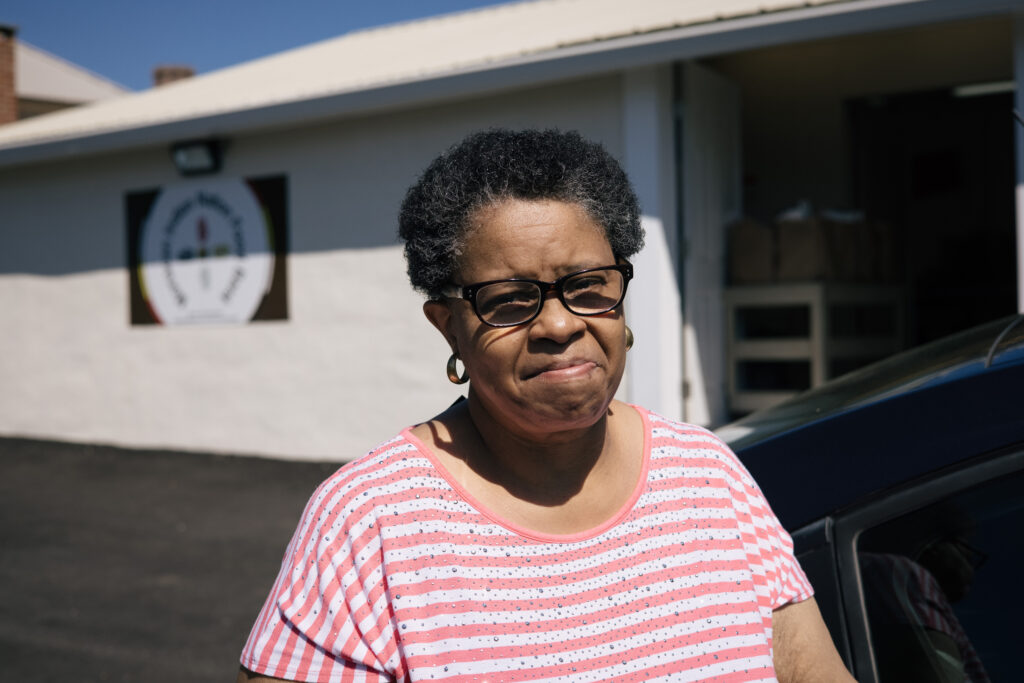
[3,0,512,91]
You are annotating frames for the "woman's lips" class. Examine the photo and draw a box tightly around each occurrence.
[526,359,598,380]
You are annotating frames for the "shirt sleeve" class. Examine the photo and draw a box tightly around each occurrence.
[240,473,396,683]
[713,431,814,612]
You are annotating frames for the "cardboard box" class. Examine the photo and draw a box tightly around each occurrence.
[777,217,830,281]
[728,217,775,284]
[777,215,896,283]
[735,211,898,284]
[823,218,871,283]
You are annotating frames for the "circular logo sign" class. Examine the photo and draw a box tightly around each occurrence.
[138,179,275,324]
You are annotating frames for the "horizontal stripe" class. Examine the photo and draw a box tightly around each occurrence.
[241,407,813,682]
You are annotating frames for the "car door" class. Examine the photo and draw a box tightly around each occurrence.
[805,447,1024,682]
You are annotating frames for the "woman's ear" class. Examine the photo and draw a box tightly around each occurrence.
[423,300,457,352]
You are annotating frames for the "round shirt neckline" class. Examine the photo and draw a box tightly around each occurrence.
[400,404,652,544]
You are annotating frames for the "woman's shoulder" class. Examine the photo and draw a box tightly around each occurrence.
[631,405,726,444]
[632,405,749,471]
[282,430,453,562]
[308,430,435,511]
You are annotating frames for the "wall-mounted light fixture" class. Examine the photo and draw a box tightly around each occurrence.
[170,139,223,176]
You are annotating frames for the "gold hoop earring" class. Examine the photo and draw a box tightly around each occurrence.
[625,325,634,351]
[446,353,469,384]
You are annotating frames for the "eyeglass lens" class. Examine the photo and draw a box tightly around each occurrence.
[474,269,625,326]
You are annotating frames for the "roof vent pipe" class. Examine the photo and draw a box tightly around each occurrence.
[153,64,194,87]
[0,24,18,125]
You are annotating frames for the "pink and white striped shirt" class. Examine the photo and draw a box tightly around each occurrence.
[241,408,812,682]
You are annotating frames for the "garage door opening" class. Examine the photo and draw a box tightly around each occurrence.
[702,15,1018,416]
[849,87,1017,347]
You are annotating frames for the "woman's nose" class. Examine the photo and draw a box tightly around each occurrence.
[528,293,584,343]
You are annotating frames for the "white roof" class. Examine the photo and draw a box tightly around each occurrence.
[0,0,1011,166]
[16,40,129,104]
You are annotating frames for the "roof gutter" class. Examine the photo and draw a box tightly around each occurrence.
[0,0,1018,169]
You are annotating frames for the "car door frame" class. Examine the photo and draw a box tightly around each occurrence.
[825,445,1024,682]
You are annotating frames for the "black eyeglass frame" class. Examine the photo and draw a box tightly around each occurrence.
[442,262,633,328]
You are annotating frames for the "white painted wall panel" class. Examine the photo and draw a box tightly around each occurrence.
[0,251,440,459]
[679,62,741,428]
[622,66,683,422]
[0,75,627,460]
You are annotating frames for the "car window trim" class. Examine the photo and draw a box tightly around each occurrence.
[830,445,1024,683]
[792,516,855,667]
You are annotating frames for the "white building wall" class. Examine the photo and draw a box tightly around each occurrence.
[0,75,629,460]
[621,66,683,422]
[679,62,742,428]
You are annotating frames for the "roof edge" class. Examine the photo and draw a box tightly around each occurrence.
[16,40,132,100]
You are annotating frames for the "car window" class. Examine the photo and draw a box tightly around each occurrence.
[855,466,1024,682]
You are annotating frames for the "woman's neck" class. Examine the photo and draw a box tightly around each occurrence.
[413,393,644,535]
[462,394,614,506]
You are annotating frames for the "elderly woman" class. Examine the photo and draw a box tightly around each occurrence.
[238,129,854,682]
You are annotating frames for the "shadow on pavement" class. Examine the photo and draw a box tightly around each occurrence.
[0,437,340,682]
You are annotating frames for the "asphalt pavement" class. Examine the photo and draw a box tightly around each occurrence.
[0,437,340,682]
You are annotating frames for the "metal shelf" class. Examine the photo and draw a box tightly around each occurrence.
[725,283,904,414]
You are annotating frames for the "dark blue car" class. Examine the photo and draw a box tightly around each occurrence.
[718,314,1024,683]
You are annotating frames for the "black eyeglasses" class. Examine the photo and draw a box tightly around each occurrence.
[442,262,633,327]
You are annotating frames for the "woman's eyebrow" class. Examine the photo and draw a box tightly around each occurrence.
[472,260,614,282]
[551,261,614,277]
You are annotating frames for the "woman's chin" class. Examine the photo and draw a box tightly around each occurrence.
[512,390,614,436]
[468,366,621,438]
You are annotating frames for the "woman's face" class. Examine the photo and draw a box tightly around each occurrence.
[424,199,629,440]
